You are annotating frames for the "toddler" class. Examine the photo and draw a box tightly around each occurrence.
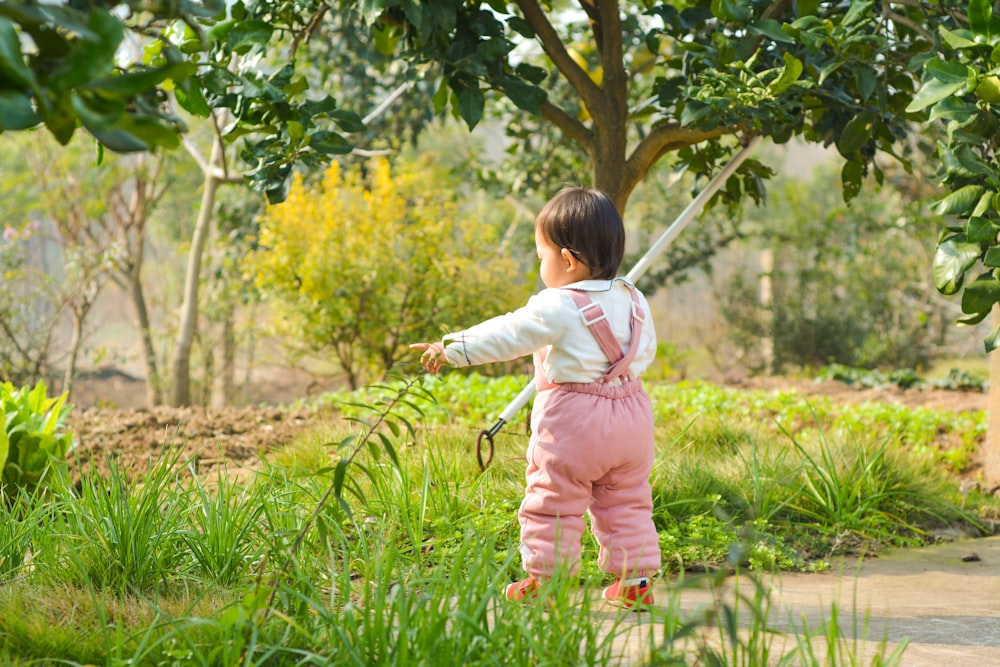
[410,187,661,607]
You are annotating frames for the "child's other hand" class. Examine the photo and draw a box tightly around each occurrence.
[409,342,447,374]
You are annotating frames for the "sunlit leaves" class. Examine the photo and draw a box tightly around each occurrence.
[933,235,981,295]
[244,155,529,388]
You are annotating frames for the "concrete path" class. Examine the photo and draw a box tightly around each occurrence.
[600,537,1000,665]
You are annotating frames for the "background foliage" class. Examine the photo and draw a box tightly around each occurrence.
[245,153,531,389]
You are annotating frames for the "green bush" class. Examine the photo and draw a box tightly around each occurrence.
[0,381,74,497]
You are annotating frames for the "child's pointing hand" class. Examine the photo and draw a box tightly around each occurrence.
[409,342,447,374]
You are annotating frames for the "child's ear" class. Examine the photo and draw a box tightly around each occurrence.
[560,247,577,271]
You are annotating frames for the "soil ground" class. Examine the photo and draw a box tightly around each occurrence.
[64,368,988,483]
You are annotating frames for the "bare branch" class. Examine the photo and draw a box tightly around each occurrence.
[290,2,331,59]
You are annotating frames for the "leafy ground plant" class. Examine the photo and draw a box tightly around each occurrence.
[0,380,74,497]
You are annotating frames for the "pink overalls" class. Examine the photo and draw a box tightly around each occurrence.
[518,286,661,580]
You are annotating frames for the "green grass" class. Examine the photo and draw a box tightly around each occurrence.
[1,374,994,665]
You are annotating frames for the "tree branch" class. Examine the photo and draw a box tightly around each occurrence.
[514,0,602,111]
[540,99,594,155]
[624,124,734,195]
[182,133,245,184]
[290,2,331,59]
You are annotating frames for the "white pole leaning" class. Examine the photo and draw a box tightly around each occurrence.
[475,137,763,468]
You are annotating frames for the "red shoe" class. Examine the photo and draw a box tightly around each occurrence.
[602,577,653,609]
[505,576,540,602]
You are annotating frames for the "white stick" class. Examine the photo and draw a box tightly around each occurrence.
[490,137,763,426]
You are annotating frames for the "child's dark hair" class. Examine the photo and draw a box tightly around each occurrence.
[535,187,624,280]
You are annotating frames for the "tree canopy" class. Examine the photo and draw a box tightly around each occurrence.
[1,1,953,204]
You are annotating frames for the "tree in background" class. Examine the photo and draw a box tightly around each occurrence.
[0,222,60,386]
[244,154,530,389]
[22,138,169,405]
[719,161,953,375]
[0,134,170,398]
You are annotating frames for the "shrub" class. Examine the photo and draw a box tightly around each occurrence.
[245,155,531,389]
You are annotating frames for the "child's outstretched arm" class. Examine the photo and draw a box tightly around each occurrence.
[409,342,448,375]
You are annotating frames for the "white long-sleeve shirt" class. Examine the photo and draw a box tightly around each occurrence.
[442,278,657,384]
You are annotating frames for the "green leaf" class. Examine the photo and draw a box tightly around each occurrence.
[0,90,39,129]
[956,144,995,180]
[500,77,544,113]
[984,246,1000,267]
[514,62,547,85]
[933,236,981,294]
[961,274,1000,314]
[0,407,8,473]
[332,457,350,500]
[70,93,148,152]
[432,79,449,114]
[711,0,752,23]
[969,0,997,41]
[939,26,977,50]
[967,217,1000,243]
[769,52,803,95]
[457,85,484,129]
[749,19,794,44]
[928,96,977,122]
[302,95,338,117]
[927,58,973,84]
[0,17,35,89]
[974,189,995,217]
[507,17,535,38]
[373,22,399,57]
[228,20,274,54]
[377,432,400,467]
[207,18,237,43]
[854,65,877,102]
[86,63,192,97]
[175,76,212,117]
[842,0,875,27]
[931,185,985,215]
[49,10,123,90]
[958,310,990,325]
[986,322,1000,353]
[329,109,365,133]
[905,78,966,113]
[308,130,352,155]
[837,110,877,156]
[841,159,862,202]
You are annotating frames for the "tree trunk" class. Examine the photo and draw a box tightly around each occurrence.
[128,271,163,406]
[63,308,85,399]
[219,308,235,407]
[171,138,223,406]
[986,307,1000,485]
[759,248,774,375]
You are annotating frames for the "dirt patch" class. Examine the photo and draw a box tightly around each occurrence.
[62,370,989,483]
[66,405,332,485]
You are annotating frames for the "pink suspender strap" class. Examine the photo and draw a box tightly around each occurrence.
[566,287,645,383]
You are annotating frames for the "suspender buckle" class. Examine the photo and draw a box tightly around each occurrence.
[631,300,646,324]
[578,301,607,326]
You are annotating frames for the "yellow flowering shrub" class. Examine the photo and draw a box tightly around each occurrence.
[245,155,530,388]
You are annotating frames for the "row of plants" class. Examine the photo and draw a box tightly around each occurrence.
[817,364,988,392]
[311,370,987,476]
[0,375,994,664]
